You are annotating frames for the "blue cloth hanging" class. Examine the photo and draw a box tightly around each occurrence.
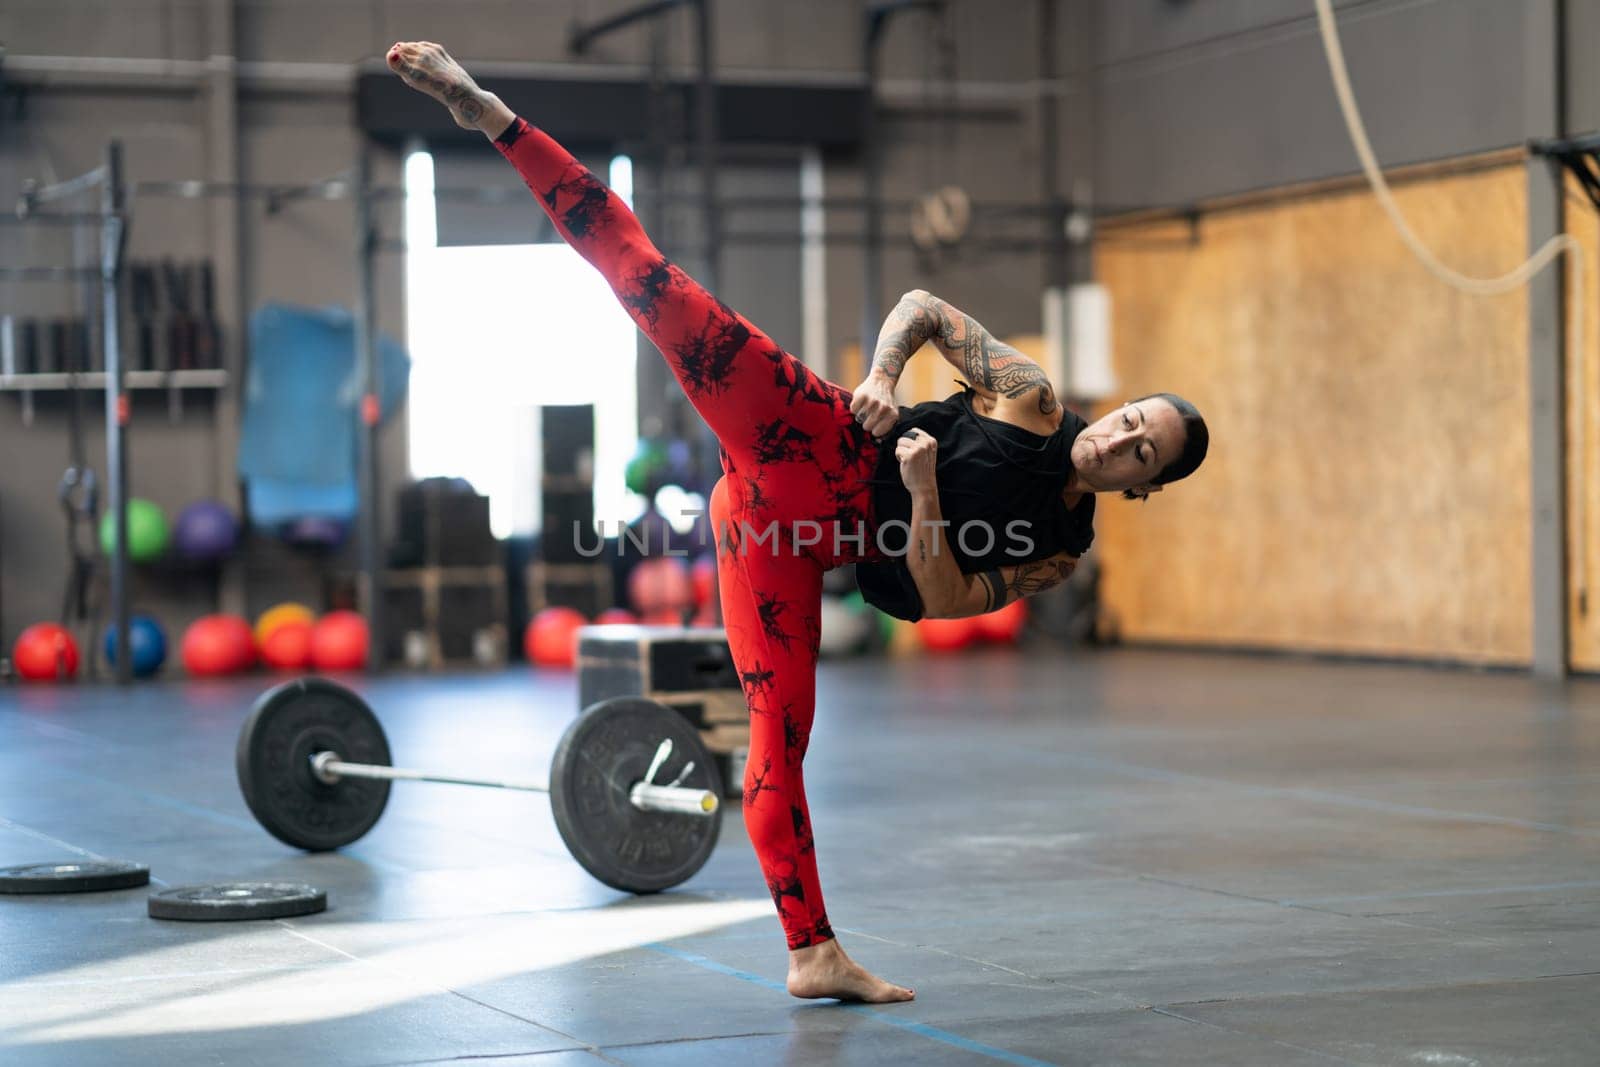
[238,303,409,525]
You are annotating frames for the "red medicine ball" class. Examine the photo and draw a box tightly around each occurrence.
[260,618,315,671]
[915,616,979,653]
[216,615,256,671]
[628,558,693,615]
[182,615,254,676]
[311,611,369,671]
[525,607,587,668]
[690,555,717,608]
[13,623,80,682]
[973,599,1028,643]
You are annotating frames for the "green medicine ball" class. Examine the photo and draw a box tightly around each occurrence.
[625,441,670,497]
[99,499,171,562]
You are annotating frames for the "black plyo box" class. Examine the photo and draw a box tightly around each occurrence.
[396,485,497,567]
[577,625,741,713]
[576,625,748,798]
[541,404,595,478]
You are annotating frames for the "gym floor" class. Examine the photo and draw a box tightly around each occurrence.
[2,648,1598,1067]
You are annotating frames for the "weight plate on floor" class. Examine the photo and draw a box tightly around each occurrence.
[236,677,391,852]
[549,697,723,894]
[149,882,326,921]
[0,860,150,895]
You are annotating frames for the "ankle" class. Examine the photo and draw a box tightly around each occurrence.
[476,94,515,141]
[789,938,842,967]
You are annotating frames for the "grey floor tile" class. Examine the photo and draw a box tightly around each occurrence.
[1174,972,1600,1066]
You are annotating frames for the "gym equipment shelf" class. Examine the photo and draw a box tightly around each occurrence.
[0,370,229,391]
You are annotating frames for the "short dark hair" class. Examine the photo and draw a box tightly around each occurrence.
[1124,393,1208,499]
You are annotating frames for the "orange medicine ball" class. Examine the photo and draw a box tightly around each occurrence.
[260,619,315,671]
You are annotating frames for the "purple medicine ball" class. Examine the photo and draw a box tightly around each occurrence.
[173,500,239,561]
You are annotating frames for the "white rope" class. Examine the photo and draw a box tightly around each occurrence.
[1314,0,1589,614]
[1314,0,1582,294]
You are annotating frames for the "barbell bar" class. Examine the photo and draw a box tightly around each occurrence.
[306,744,719,816]
[236,678,725,894]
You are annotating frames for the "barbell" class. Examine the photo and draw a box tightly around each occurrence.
[236,678,724,894]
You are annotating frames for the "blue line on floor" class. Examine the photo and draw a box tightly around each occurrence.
[646,943,1060,1067]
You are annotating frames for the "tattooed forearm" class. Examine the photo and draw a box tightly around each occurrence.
[1004,557,1076,600]
[932,301,1059,415]
[876,290,1060,413]
[871,290,941,381]
[977,569,1006,613]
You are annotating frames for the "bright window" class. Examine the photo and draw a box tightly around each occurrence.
[404,148,639,539]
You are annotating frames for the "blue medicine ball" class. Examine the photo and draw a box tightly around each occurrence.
[104,614,168,678]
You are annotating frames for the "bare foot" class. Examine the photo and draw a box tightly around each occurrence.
[385,41,513,137]
[787,939,914,1003]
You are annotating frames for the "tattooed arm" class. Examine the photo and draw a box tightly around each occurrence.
[914,535,1080,620]
[896,428,1078,618]
[952,553,1078,619]
[905,491,1079,619]
[861,289,1061,430]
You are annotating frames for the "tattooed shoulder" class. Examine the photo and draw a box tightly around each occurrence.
[930,301,1058,413]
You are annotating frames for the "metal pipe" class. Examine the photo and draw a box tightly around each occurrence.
[861,12,884,360]
[139,177,1114,216]
[861,0,944,359]
[569,0,688,55]
[352,143,384,673]
[1038,0,1068,290]
[18,166,109,215]
[694,0,719,292]
[100,142,130,684]
[310,753,720,816]
[0,267,103,280]
[692,0,723,495]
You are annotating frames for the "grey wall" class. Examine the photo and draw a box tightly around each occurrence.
[1090,0,1597,208]
[1570,0,1600,136]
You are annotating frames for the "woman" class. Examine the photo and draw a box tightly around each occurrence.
[387,41,1208,1004]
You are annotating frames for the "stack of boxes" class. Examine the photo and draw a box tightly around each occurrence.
[527,404,612,617]
[385,479,507,668]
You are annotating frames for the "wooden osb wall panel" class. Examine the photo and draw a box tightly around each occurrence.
[1093,165,1532,664]
[1568,175,1600,671]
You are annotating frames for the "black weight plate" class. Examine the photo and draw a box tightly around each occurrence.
[149,882,326,921]
[0,860,150,895]
[236,677,391,852]
[549,697,723,894]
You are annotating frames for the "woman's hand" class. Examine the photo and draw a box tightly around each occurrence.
[850,371,900,439]
[895,428,939,495]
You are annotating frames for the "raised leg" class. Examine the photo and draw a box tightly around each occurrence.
[386,42,862,474]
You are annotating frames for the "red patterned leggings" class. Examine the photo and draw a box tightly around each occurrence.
[496,119,883,948]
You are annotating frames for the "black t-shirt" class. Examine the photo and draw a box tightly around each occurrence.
[856,385,1094,620]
